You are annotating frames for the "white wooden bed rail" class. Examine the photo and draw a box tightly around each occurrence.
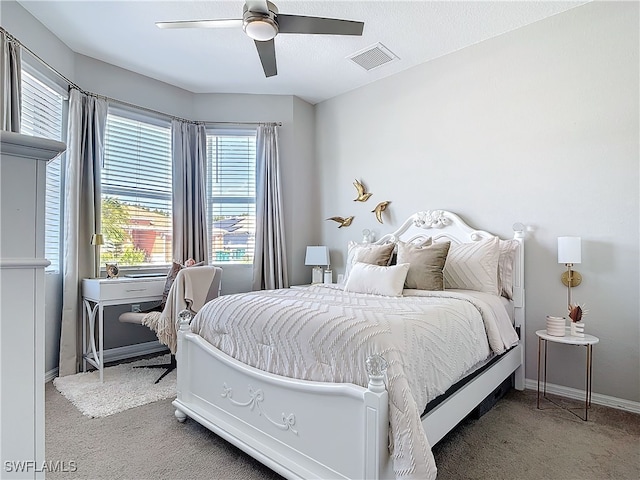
[173,317,393,479]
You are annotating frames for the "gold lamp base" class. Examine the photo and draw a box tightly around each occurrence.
[561,270,582,287]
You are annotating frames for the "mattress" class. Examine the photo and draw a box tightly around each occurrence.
[190,284,518,480]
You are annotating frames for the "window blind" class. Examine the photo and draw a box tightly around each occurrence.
[20,70,64,273]
[206,132,256,264]
[102,112,172,267]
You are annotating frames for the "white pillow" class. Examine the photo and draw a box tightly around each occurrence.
[443,236,500,295]
[498,239,519,299]
[344,262,410,297]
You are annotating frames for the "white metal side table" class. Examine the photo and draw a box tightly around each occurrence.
[536,329,599,421]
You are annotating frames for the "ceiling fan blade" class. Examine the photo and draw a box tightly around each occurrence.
[156,19,242,29]
[277,14,364,36]
[254,39,277,77]
[245,0,270,14]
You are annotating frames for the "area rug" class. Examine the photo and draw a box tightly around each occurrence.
[53,355,176,418]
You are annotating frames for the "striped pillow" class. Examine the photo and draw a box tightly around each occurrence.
[443,236,500,295]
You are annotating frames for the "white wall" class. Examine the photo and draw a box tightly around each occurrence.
[315,1,639,403]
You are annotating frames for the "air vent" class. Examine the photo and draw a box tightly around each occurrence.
[348,43,398,71]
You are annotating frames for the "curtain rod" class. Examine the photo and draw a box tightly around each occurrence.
[1,27,282,127]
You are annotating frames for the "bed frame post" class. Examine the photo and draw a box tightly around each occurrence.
[512,224,526,390]
[174,310,192,422]
[364,355,391,479]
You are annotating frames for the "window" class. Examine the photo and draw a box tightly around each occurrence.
[101,111,172,268]
[20,69,65,273]
[206,130,256,264]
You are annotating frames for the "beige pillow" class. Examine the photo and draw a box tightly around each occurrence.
[344,242,395,280]
[443,237,500,295]
[397,240,450,291]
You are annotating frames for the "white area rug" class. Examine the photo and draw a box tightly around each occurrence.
[53,355,176,418]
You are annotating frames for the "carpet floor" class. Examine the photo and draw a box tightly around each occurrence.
[45,383,639,479]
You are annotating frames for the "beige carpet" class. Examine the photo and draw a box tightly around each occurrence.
[45,384,639,479]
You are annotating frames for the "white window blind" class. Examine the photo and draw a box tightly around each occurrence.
[102,112,172,267]
[20,70,65,273]
[206,131,256,264]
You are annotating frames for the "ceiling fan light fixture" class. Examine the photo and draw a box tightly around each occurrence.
[243,12,279,41]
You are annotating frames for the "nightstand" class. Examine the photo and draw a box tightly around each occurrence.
[536,329,599,421]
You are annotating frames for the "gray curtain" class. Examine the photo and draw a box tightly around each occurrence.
[59,89,107,376]
[171,120,209,264]
[0,29,21,132]
[252,124,288,290]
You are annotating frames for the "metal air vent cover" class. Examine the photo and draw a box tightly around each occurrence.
[348,43,398,71]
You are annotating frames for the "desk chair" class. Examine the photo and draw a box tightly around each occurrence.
[119,265,222,383]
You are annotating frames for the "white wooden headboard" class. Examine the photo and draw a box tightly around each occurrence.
[375,210,526,339]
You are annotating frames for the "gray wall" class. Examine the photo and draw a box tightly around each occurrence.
[1,0,316,371]
[315,1,639,403]
[3,0,638,405]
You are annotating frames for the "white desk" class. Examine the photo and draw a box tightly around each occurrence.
[82,277,165,382]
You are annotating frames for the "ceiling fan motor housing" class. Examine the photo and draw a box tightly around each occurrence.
[243,2,279,41]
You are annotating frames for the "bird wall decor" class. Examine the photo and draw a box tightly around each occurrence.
[326,216,354,228]
[372,201,390,224]
[353,179,372,202]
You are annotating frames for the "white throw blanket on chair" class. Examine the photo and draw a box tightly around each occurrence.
[143,267,219,354]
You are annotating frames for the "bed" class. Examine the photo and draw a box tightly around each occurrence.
[172,210,525,479]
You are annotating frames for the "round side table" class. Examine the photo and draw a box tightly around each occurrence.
[536,328,599,421]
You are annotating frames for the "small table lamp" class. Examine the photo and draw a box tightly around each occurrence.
[91,233,104,279]
[558,236,582,309]
[305,246,330,284]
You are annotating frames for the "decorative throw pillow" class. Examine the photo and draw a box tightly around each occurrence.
[344,262,410,297]
[344,242,395,280]
[389,237,432,265]
[443,236,500,295]
[162,259,205,307]
[397,240,450,291]
[162,261,183,307]
[498,239,519,300]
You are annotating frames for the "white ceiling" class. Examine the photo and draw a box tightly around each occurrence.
[18,1,586,104]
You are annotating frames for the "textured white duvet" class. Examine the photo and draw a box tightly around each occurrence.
[190,284,518,480]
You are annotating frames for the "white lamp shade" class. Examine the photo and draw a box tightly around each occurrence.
[305,246,330,266]
[558,236,581,264]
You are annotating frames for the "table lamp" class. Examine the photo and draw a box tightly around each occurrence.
[91,233,104,278]
[305,246,330,284]
[557,236,582,309]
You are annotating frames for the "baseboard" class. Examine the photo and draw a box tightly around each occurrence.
[45,341,168,383]
[102,341,168,364]
[524,378,640,414]
[45,368,59,383]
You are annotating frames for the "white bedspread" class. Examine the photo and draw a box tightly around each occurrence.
[190,285,518,480]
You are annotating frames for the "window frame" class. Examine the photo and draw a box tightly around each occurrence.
[101,106,173,273]
[20,61,68,274]
[205,127,257,266]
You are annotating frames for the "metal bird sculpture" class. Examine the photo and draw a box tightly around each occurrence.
[326,216,354,228]
[372,201,390,224]
[353,179,372,202]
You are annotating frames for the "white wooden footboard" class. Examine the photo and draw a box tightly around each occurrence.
[173,317,393,480]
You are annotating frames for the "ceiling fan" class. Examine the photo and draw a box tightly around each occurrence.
[156,0,364,78]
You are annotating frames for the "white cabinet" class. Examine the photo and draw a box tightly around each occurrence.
[0,131,66,479]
